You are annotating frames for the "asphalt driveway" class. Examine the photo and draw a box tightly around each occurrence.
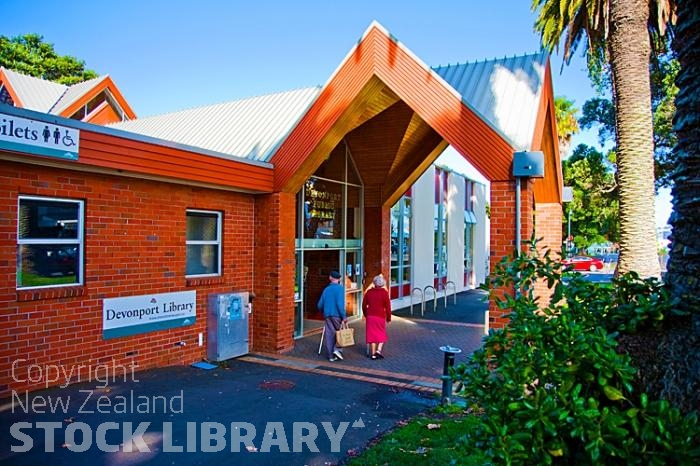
[0,360,436,466]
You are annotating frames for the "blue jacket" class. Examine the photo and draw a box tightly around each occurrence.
[317,283,346,319]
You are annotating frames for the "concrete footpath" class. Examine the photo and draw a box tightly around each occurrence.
[0,290,488,466]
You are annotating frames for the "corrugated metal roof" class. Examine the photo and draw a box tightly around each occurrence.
[432,51,548,151]
[109,51,549,164]
[110,87,321,162]
[0,66,67,112]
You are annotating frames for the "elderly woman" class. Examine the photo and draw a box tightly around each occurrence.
[362,274,392,359]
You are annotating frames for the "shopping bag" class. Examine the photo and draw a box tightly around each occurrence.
[335,323,355,347]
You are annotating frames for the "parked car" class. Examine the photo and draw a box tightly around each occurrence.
[595,252,619,264]
[562,255,605,272]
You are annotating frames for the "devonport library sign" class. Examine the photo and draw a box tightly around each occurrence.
[103,291,196,339]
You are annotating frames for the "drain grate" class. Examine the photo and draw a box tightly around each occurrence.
[258,379,296,390]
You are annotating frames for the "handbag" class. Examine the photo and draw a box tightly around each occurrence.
[335,322,355,347]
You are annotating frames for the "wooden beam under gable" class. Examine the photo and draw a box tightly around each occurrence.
[383,136,448,208]
[273,75,389,193]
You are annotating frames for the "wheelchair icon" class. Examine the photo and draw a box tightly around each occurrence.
[62,130,76,147]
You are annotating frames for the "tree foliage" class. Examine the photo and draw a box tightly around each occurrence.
[0,33,98,85]
[452,245,699,464]
[554,96,580,158]
[563,144,619,249]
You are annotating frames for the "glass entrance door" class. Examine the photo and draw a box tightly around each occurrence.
[300,250,340,335]
[344,250,362,318]
[293,139,364,338]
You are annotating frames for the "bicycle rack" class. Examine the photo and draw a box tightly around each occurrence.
[410,287,424,316]
[423,286,437,312]
[443,281,456,309]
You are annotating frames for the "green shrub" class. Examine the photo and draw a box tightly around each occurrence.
[452,240,699,464]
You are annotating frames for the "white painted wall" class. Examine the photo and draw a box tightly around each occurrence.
[411,168,435,293]
[436,147,490,287]
[407,162,490,291]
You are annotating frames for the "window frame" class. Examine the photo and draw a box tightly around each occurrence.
[17,195,85,289]
[185,209,222,278]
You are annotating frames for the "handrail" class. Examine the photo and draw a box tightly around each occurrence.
[410,287,424,316]
[443,281,456,308]
[423,285,437,312]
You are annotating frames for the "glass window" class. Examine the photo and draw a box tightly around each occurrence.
[186,210,221,276]
[433,169,447,288]
[346,185,362,247]
[17,196,83,288]
[402,197,412,266]
[302,178,344,241]
[86,91,107,115]
[390,194,412,297]
[0,85,15,106]
[391,203,400,267]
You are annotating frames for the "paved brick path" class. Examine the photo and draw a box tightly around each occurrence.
[243,289,490,392]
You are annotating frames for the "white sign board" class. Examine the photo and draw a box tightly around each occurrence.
[563,186,574,202]
[0,112,80,160]
[103,290,196,339]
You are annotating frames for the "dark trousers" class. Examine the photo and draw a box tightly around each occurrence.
[324,316,342,358]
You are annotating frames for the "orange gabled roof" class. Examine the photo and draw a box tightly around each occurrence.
[271,21,516,192]
[530,60,563,204]
[0,67,136,123]
[55,75,136,122]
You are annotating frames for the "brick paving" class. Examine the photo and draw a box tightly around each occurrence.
[244,289,489,392]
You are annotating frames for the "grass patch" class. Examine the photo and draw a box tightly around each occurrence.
[18,272,77,287]
[345,408,486,465]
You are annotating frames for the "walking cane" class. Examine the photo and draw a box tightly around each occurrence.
[317,326,325,354]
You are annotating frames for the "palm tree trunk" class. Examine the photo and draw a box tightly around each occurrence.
[608,0,661,278]
[657,0,699,415]
[668,0,700,326]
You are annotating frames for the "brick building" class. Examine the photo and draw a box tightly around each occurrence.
[0,22,562,396]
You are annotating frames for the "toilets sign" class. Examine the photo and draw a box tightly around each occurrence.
[0,112,80,160]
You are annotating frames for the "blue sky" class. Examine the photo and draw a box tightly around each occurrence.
[4,0,671,225]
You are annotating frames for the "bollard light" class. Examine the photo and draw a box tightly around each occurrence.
[439,345,462,404]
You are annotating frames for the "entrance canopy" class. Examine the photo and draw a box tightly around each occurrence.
[271,21,562,207]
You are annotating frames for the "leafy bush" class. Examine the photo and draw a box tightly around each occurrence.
[451,242,699,464]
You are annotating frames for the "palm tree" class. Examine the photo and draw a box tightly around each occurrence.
[667,0,699,324]
[532,0,676,278]
[554,96,580,157]
[635,0,700,413]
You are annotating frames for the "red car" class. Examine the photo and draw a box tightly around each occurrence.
[562,256,605,272]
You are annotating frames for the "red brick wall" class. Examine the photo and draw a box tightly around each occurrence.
[252,192,296,353]
[488,179,534,329]
[533,202,564,307]
[0,161,255,397]
[363,206,391,286]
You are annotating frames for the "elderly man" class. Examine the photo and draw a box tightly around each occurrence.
[317,270,348,362]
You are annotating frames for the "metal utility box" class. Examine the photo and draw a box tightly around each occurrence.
[207,291,250,361]
[512,151,545,178]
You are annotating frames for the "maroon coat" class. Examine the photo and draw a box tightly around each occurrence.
[362,287,391,321]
